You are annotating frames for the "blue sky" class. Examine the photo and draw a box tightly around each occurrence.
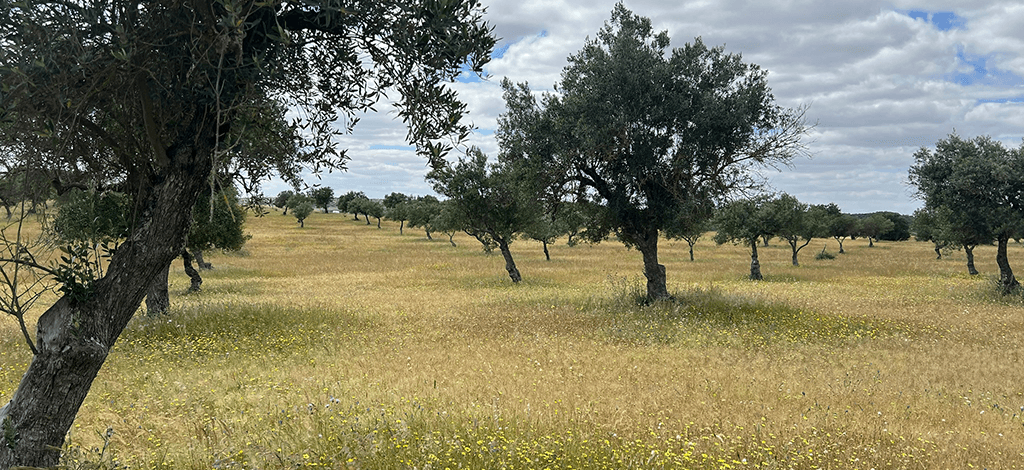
[276,1,1024,215]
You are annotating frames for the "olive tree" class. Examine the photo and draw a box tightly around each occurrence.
[0,1,494,466]
[309,187,335,213]
[909,134,1022,290]
[428,148,540,282]
[497,3,807,300]
[713,196,777,280]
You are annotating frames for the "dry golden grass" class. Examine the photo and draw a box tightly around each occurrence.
[2,209,1024,469]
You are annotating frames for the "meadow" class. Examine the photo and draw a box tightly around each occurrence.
[2,209,1023,469]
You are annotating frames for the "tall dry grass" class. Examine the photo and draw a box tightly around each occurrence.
[2,209,1023,469]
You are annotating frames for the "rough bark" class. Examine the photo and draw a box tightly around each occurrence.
[0,130,212,469]
[965,244,978,276]
[749,239,763,280]
[182,250,202,293]
[145,262,171,316]
[193,249,213,270]
[635,228,670,300]
[996,236,1019,294]
[495,236,522,283]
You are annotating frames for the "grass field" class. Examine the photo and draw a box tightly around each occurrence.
[2,210,1024,469]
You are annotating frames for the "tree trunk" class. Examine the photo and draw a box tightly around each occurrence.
[496,236,521,283]
[635,228,670,300]
[145,261,171,316]
[447,233,456,247]
[193,249,213,270]
[688,241,695,261]
[749,239,763,280]
[761,234,770,247]
[542,240,550,261]
[376,218,381,229]
[425,229,432,240]
[868,237,874,248]
[399,220,404,235]
[965,244,978,275]
[933,242,942,260]
[835,236,845,254]
[996,235,1018,294]
[365,214,371,225]
[0,127,213,469]
[182,250,202,293]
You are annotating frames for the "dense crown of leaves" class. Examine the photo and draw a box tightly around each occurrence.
[497,3,808,249]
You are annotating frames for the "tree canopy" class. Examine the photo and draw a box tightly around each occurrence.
[0,0,495,466]
[496,3,807,300]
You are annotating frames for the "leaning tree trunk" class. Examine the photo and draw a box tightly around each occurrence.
[868,237,875,248]
[145,261,172,316]
[542,240,550,261]
[749,238,763,280]
[495,236,522,283]
[996,236,1019,294]
[0,128,213,469]
[193,249,213,270]
[635,227,670,300]
[965,244,978,275]
[399,220,405,235]
[182,250,203,293]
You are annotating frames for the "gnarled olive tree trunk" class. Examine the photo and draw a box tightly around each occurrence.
[495,236,522,283]
[749,239,763,280]
[634,227,669,301]
[996,236,1019,294]
[0,131,213,469]
[965,244,978,276]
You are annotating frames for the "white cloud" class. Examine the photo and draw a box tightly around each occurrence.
[274,0,1024,215]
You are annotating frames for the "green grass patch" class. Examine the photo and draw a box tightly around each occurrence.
[594,279,898,348]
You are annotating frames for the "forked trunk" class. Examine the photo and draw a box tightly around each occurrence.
[447,232,456,247]
[996,236,1018,294]
[965,244,978,275]
[636,227,669,300]
[182,250,202,293]
[496,236,521,283]
[145,261,172,316]
[687,241,695,261]
[788,237,810,266]
[0,129,213,468]
[835,236,845,254]
[749,239,763,280]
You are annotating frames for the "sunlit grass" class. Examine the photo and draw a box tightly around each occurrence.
[3,209,1024,468]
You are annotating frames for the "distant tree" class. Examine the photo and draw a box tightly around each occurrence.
[909,134,1022,289]
[274,190,295,215]
[337,191,367,220]
[496,4,808,300]
[857,214,895,248]
[875,211,911,241]
[188,185,249,270]
[432,201,462,246]
[383,192,412,234]
[679,220,706,262]
[767,193,818,266]
[428,148,540,282]
[309,187,335,213]
[911,208,949,259]
[407,196,442,240]
[288,194,315,228]
[817,204,856,254]
[524,213,561,261]
[714,197,776,280]
[363,199,386,228]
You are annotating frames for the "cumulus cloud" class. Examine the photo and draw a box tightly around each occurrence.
[292,0,1024,214]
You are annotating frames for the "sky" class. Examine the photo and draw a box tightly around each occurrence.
[270,0,1024,215]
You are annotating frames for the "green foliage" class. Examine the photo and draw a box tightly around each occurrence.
[406,195,442,238]
[308,187,334,213]
[713,196,775,247]
[857,213,896,245]
[273,191,295,209]
[815,249,837,260]
[287,194,314,227]
[50,189,132,246]
[190,186,249,253]
[336,191,367,218]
